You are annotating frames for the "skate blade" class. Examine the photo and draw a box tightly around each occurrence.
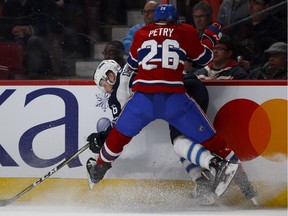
[87,172,95,190]
[215,163,239,197]
[251,197,259,206]
[201,170,211,181]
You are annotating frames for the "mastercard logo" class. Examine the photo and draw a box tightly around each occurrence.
[213,98,287,162]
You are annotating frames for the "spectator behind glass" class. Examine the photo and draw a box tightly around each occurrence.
[184,1,213,74]
[218,0,249,26]
[192,1,213,37]
[102,40,126,68]
[223,0,287,70]
[249,42,287,79]
[0,0,62,77]
[122,0,158,55]
[177,0,221,25]
[194,35,249,80]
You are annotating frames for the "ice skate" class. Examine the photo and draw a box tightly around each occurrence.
[189,176,216,206]
[209,156,239,197]
[86,157,111,190]
[86,157,97,190]
[233,165,258,206]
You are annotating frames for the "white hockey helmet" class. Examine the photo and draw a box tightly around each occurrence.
[93,59,121,86]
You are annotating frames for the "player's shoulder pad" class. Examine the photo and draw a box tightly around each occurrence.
[121,63,136,77]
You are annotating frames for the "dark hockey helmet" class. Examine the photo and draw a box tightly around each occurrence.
[154,4,178,22]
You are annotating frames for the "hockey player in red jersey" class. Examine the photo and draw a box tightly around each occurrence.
[87,60,257,204]
[87,4,241,197]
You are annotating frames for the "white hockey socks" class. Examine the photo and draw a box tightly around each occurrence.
[173,135,214,170]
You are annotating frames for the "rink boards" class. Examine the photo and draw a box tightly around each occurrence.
[0,80,287,207]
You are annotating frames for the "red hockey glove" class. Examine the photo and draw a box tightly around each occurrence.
[203,22,222,46]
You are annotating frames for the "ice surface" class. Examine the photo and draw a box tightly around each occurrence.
[0,181,286,216]
[0,204,286,216]
[0,176,286,216]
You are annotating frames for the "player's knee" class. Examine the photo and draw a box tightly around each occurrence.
[173,135,191,157]
[106,127,132,153]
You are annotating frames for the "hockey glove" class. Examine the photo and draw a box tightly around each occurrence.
[203,22,222,46]
[87,132,105,153]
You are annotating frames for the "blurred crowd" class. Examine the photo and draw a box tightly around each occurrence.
[168,0,287,80]
[0,0,286,80]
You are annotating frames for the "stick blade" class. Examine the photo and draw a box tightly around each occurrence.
[0,199,13,207]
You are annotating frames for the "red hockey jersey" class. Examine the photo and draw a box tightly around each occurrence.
[127,22,213,93]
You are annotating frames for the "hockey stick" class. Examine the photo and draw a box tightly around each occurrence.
[0,143,90,207]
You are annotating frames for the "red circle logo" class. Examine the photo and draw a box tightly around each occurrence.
[213,99,287,162]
